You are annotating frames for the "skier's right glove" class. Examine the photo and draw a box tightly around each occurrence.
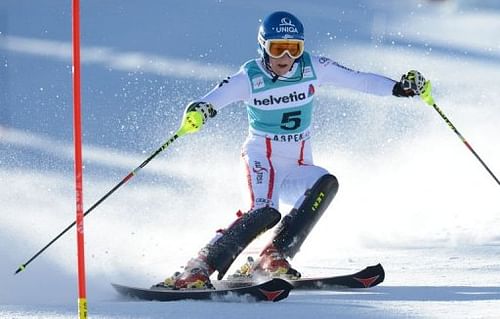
[392,70,427,97]
[179,101,217,134]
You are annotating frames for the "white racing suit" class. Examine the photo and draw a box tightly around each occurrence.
[199,52,396,212]
[187,52,397,279]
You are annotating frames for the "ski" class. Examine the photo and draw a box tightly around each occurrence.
[216,263,385,290]
[291,263,385,289]
[111,277,293,302]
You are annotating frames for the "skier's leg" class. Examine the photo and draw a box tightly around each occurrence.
[240,136,284,211]
[166,207,281,288]
[203,206,281,280]
[273,172,339,258]
[167,137,287,287]
[256,169,339,278]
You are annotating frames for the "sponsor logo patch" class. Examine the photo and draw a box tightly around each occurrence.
[303,66,313,78]
[252,76,265,90]
[273,17,299,35]
[253,91,306,106]
[308,84,315,97]
[252,161,268,184]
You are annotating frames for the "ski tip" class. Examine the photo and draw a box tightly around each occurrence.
[373,263,385,272]
[354,263,385,288]
[266,277,294,289]
[372,263,385,282]
[256,278,293,302]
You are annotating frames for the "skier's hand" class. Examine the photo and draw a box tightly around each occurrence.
[393,70,427,97]
[179,101,217,135]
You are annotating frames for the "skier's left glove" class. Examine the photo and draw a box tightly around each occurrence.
[392,70,427,97]
[179,101,217,134]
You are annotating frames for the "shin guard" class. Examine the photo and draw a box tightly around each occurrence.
[203,207,281,280]
[272,174,339,258]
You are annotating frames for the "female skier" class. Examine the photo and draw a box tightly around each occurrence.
[163,11,427,289]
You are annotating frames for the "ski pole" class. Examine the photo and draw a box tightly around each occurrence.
[420,81,500,186]
[15,110,205,274]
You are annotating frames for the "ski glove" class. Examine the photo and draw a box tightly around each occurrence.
[392,70,427,97]
[179,101,217,134]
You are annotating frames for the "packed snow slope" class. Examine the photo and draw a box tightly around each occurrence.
[1,0,499,318]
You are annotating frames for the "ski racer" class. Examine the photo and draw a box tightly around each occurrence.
[162,11,428,289]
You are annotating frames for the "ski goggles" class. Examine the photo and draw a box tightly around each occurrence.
[264,39,304,59]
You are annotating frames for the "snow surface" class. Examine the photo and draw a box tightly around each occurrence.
[1,0,499,318]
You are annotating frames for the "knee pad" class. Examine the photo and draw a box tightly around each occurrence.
[204,207,281,279]
[272,174,339,258]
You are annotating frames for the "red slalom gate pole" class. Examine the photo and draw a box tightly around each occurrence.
[72,0,87,318]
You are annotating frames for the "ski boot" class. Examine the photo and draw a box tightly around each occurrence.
[159,256,214,290]
[229,256,256,279]
[255,244,301,280]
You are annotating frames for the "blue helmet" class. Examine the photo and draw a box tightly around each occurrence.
[258,11,304,55]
